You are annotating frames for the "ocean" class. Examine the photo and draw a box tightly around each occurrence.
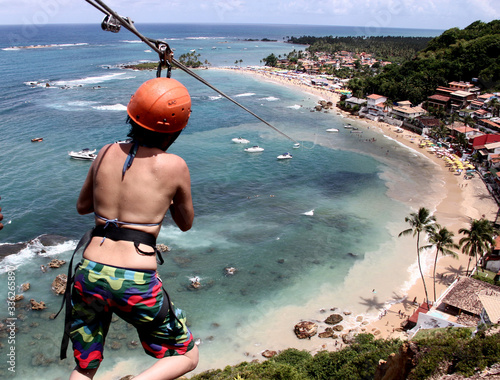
[0,23,444,378]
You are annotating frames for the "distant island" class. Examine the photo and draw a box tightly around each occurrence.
[123,50,209,70]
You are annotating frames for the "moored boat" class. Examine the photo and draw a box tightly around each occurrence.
[232,137,250,144]
[277,152,292,160]
[68,148,97,160]
[244,145,264,153]
[31,137,43,142]
[326,128,339,133]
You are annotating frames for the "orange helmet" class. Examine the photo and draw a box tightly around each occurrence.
[127,77,191,133]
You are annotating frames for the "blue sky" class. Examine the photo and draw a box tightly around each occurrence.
[1,0,498,30]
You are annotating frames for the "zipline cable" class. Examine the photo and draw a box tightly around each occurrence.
[85,0,299,144]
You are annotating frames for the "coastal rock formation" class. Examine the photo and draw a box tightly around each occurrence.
[373,341,419,380]
[48,259,66,268]
[21,283,30,292]
[13,295,24,302]
[156,244,170,252]
[318,328,337,339]
[261,349,277,358]
[325,314,343,325]
[30,299,47,310]
[294,321,317,339]
[51,274,67,295]
[224,267,237,276]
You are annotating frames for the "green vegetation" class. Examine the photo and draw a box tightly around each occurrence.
[190,328,500,379]
[288,35,432,62]
[355,20,500,103]
[178,50,206,68]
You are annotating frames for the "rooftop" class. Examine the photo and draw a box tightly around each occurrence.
[441,277,500,316]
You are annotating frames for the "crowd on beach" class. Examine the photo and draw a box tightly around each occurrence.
[215,65,499,346]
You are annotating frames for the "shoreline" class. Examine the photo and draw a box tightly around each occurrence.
[211,66,498,342]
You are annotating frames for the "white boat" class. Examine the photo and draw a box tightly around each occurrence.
[69,148,97,160]
[344,124,353,129]
[244,145,264,153]
[277,152,292,160]
[293,143,300,149]
[232,137,250,144]
[326,128,339,133]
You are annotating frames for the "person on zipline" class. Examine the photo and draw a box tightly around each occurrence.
[68,78,198,380]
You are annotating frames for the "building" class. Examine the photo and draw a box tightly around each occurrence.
[345,96,366,109]
[390,105,426,120]
[439,277,500,326]
[366,94,387,116]
[478,290,500,325]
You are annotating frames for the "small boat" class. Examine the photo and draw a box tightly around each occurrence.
[31,137,43,142]
[244,145,264,153]
[277,152,292,160]
[350,130,363,134]
[343,124,353,129]
[232,137,250,144]
[115,138,132,144]
[326,128,339,133]
[68,148,97,161]
[293,143,300,149]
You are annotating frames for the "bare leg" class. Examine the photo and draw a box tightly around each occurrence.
[133,346,199,380]
[69,366,98,380]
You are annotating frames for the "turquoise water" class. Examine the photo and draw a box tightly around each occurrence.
[0,24,444,378]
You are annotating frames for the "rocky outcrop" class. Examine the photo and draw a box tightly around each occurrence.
[30,299,46,310]
[374,341,419,380]
[262,349,277,358]
[325,314,343,325]
[156,244,170,252]
[51,274,67,295]
[294,321,318,339]
[48,259,66,268]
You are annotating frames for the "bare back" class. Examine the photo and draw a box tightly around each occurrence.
[76,142,194,270]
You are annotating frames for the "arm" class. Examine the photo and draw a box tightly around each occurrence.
[169,159,194,232]
[76,161,95,215]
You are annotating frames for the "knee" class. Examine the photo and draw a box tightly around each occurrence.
[187,345,199,371]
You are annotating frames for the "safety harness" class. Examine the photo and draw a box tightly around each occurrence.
[55,224,179,360]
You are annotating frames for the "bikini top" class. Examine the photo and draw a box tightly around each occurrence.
[93,212,163,264]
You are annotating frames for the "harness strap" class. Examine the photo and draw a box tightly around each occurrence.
[92,224,164,265]
[55,228,94,360]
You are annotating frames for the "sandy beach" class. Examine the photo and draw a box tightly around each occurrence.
[214,66,499,342]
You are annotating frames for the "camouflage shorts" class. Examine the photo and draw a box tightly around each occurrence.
[70,259,194,369]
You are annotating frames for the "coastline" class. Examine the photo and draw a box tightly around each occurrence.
[212,66,498,342]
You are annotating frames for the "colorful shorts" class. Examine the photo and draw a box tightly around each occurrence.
[70,259,194,369]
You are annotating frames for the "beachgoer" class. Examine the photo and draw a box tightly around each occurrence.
[67,78,198,380]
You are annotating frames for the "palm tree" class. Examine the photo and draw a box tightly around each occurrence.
[459,218,495,275]
[399,207,436,306]
[421,225,459,303]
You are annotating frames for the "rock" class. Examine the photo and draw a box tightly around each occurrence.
[319,328,335,339]
[332,325,344,332]
[224,267,237,276]
[21,283,30,292]
[127,340,140,350]
[294,321,317,339]
[14,295,24,302]
[30,299,47,310]
[262,349,277,358]
[51,274,67,295]
[373,341,419,380]
[48,259,66,268]
[156,244,170,252]
[356,315,364,323]
[325,314,343,325]
[110,341,122,350]
[342,330,358,344]
[343,310,352,315]
[119,375,134,380]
